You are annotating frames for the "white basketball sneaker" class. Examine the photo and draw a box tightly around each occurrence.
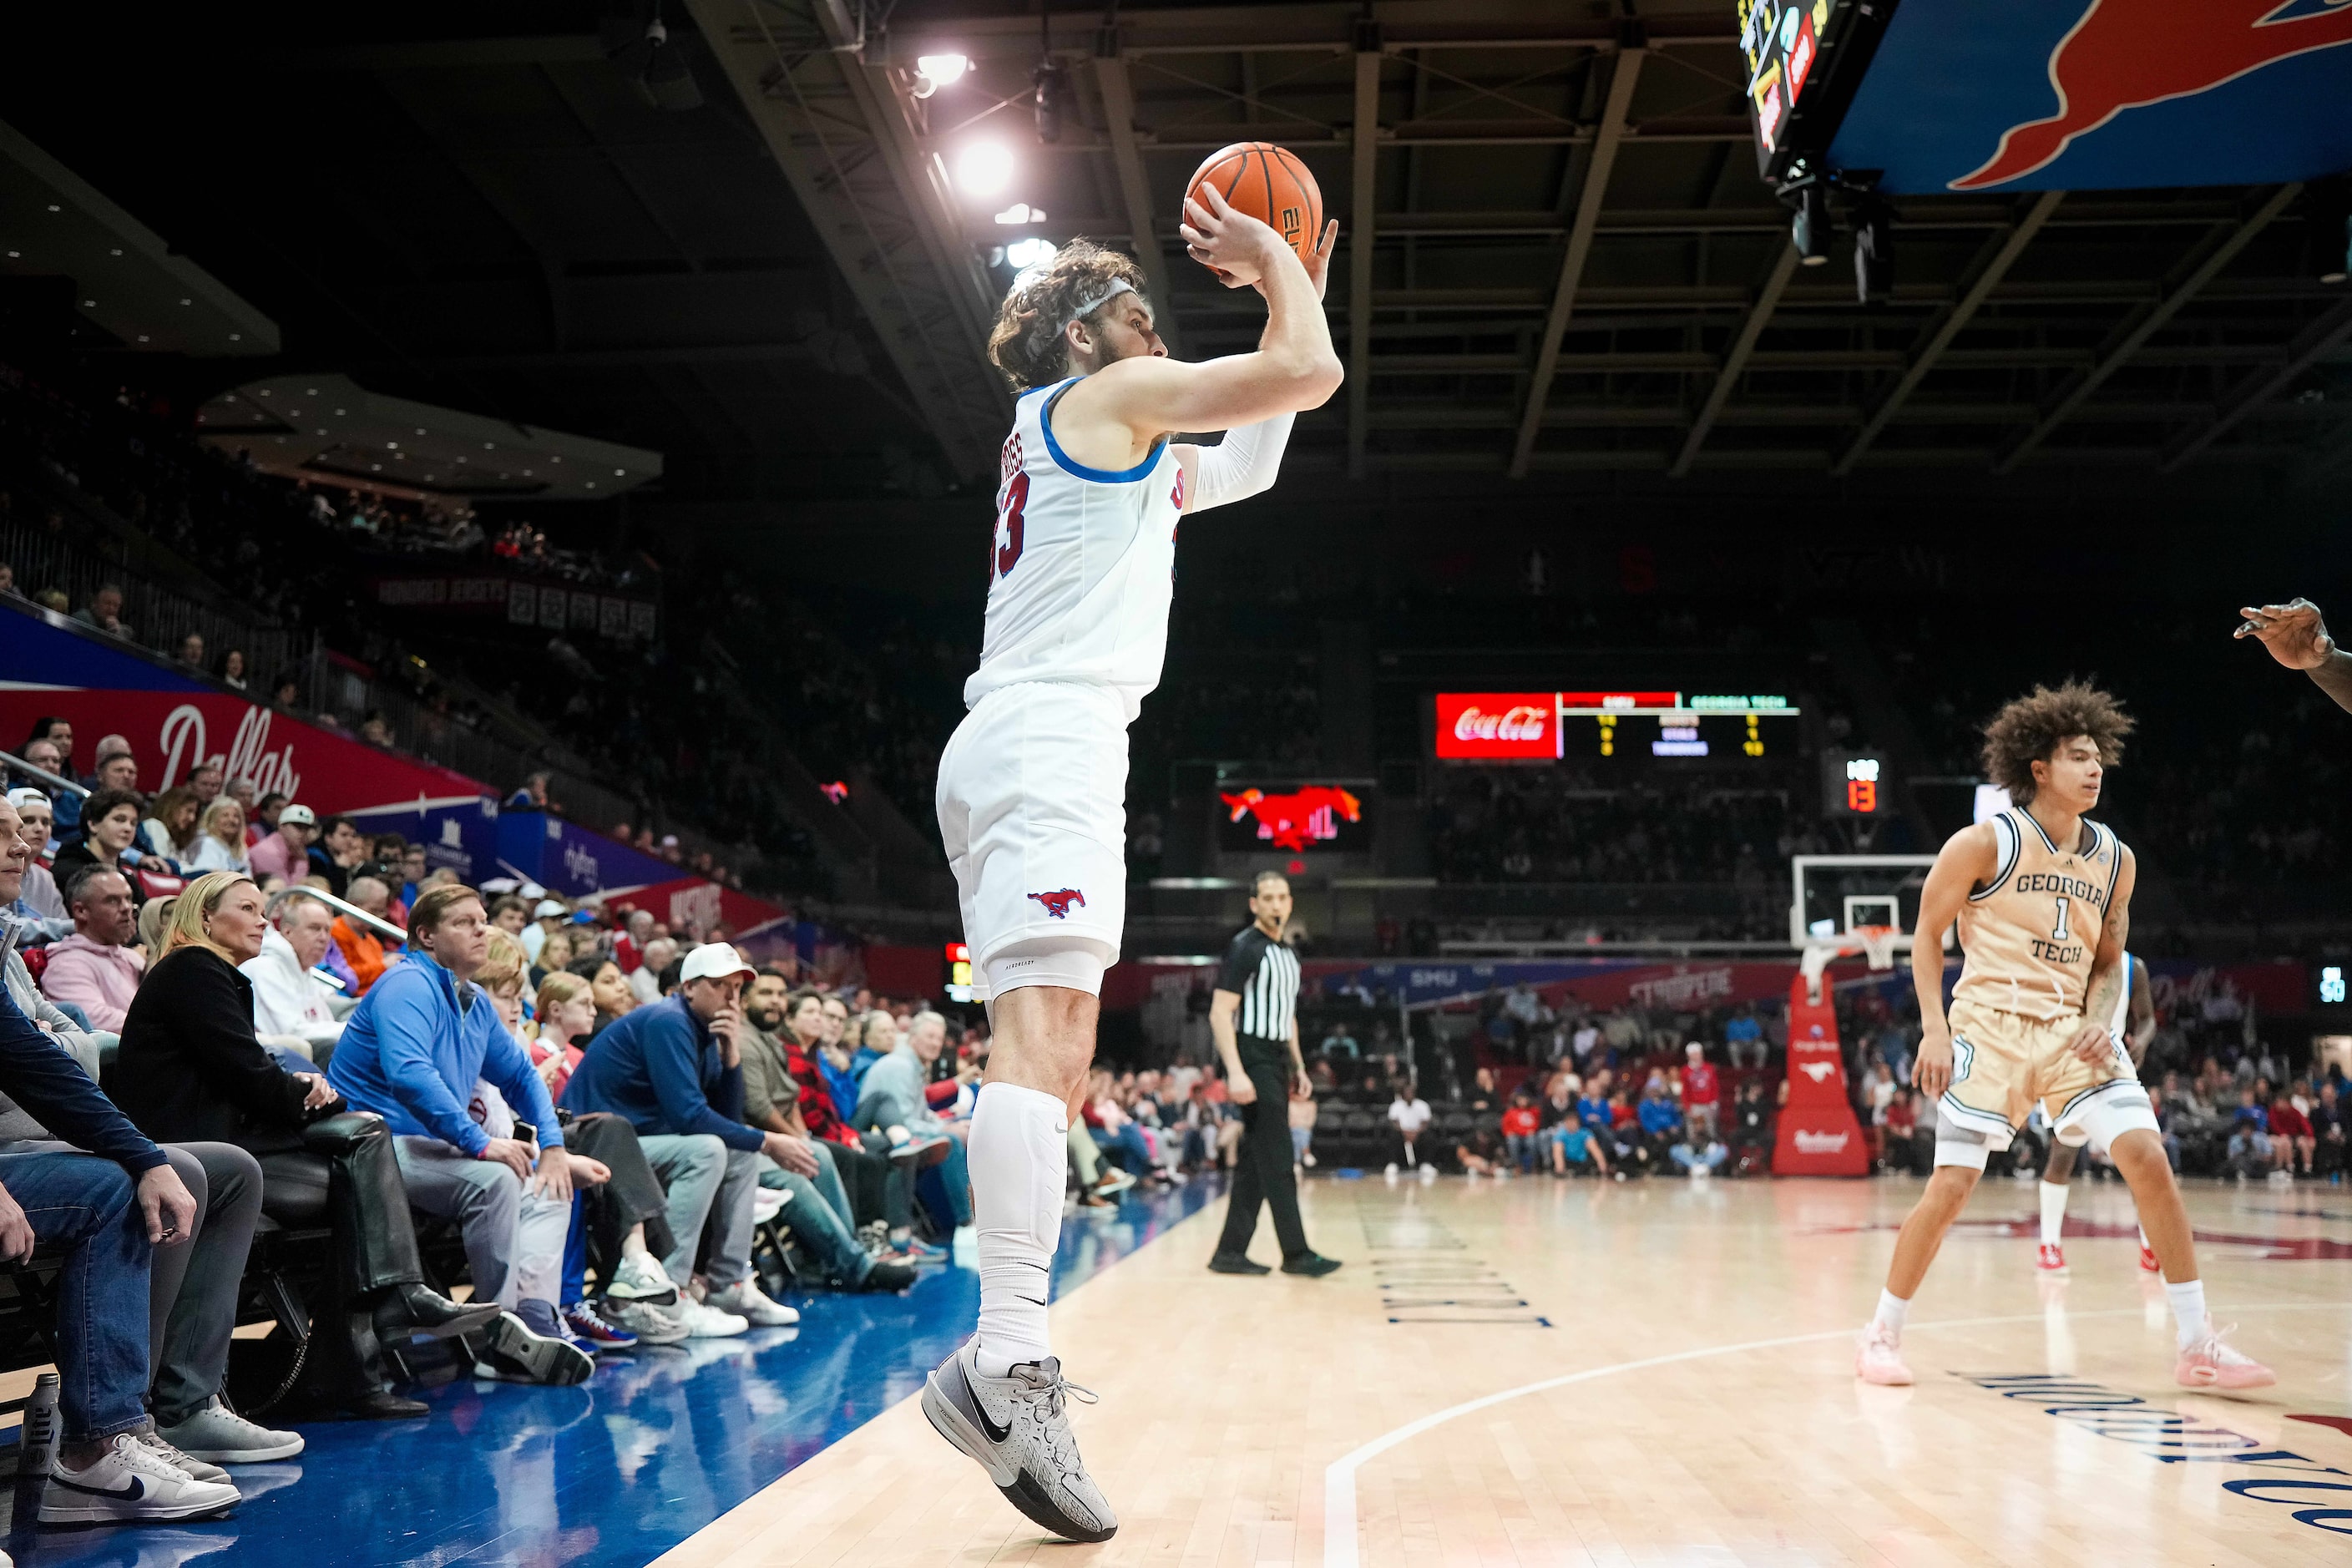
[923,1340,1117,1543]
[1855,1321,1914,1386]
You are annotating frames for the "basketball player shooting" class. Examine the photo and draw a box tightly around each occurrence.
[1854,683,2274,1391]
[920,186,1342,1543]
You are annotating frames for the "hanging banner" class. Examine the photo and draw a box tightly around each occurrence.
[0,600,488,815]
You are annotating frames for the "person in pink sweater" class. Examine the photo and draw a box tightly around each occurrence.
[38,865,146,1031]
[246,803,319,888]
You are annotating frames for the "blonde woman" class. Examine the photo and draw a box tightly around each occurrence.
[114,871,503,1421]
[186,797,250,875]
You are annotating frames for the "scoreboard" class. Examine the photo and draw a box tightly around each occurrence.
[1737,0,1898,183]
[1435,690,1799,763]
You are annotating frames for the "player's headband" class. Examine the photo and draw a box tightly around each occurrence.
[1064,278,1140,331]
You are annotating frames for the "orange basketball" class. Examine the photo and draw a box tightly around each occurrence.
[1184,141,1323,268]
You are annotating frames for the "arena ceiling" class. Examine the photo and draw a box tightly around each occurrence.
[8,1,2351,500]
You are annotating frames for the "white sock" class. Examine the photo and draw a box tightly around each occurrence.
[2165,1279,2208,1350]
[969,1082,1067,1378]
[1874,1288,1909,1336]
[2038,1180,2069,1246]
[2138,1224,2151,1251]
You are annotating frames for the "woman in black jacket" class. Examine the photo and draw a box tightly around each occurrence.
[114,872,500,1419]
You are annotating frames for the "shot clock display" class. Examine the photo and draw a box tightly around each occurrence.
[1434,690,1798,763]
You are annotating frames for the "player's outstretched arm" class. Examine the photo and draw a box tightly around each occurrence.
[2071,847,2136,1063]
[2236,598,2352,713]
[1910,822,1995,1100]
[1081,189,1342,442]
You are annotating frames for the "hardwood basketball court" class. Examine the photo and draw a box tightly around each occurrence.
[653,1174,2351,1566]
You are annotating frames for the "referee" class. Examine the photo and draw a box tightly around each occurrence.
[1206,871,1340,1277]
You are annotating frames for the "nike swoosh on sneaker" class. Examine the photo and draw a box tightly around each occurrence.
[53,1474,144,1501]
[949,1362,1016,1444]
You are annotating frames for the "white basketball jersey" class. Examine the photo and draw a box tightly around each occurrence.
[964,377,1185,724]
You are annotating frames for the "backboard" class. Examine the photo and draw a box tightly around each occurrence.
[1788,855,1943,953]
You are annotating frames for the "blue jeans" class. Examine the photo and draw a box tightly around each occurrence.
[761,1163,871,1285]
[915,1137,973,1228]
[1092,1123,1152,1174]
[0,1151,152,1442]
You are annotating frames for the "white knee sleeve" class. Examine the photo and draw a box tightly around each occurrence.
[2063,1084,2159,1150]
[969,1082,1069,1377]
[985,943,1106,999]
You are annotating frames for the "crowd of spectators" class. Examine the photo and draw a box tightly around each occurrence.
[0,708,1024,1541]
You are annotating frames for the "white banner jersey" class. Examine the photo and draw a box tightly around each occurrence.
[964,376,1186,725]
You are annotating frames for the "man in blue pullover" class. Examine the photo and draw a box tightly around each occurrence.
[328,885,594,1385]
[562,943,807,1330]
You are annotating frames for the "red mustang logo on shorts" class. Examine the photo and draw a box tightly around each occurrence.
[1027,888,1086,919]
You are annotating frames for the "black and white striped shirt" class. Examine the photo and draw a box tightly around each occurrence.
[1216,923,1300,1040]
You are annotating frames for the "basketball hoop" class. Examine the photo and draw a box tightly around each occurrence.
[1856,924,1899,972]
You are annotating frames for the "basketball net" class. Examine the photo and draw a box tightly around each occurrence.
[1798,925,1900,1004]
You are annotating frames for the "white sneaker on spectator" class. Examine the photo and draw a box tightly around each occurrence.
[40,1431,240,1524]
[154,1398,303,1464]
[136,1429,230,1485]
[601,1295,690,1345]
[706,1277,801,1327]
[607,1251,681,1305]
[675,1297,751,1338]
[753,1187,791,1223]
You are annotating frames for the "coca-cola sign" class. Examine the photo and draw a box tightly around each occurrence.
[1433,692,1558,759]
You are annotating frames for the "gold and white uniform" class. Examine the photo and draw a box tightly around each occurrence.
[1939,807,2149,1155]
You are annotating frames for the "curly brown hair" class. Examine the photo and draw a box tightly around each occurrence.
[985,238,1151,392]
[1980,680,2133,802]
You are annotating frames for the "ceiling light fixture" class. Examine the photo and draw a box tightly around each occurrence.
[1005,236,1058,271]
[956,141,1016,197]
[912,53,969,99]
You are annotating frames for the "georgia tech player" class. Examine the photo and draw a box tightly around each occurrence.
[1855,682,2273,1392]
[921,191,1342,1542]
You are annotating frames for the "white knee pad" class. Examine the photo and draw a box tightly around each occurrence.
[984,939,1107,999]
[1933,1131,1994,1171]
[2060,1084,2159,1151]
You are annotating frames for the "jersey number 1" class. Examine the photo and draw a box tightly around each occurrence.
[2051,897,2071,941]
[992,471,1029,580]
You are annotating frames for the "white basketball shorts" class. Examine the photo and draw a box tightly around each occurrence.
[935,680,1129,988]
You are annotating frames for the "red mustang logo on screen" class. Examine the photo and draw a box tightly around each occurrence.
[1027,888,1086,919]
[1220,787,1363,852]
[1954,0,2352,189]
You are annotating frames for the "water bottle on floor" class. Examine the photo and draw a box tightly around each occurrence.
[12,1372,58,1524]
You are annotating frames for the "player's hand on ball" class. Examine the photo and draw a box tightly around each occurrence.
[2235,599,2334,669]
[1293,219,1338,302]
[1181,185,1276,288]
[1913,1032,1954,1099]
